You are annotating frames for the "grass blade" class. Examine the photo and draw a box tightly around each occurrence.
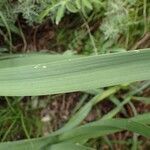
[0,49,149,96]
[0,113,149,150]
[60,86,120,131]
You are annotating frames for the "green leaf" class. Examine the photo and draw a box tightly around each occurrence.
[38,2,63,22]
[101,96,131,120]
[48,142,94,150]
[56,3,66,25]
[0,49,150,96]
[75,0,81,9]
[0,21,20,35]
[0,113,150,150]
[60,86,120,131]
[82,0,93,10]
[0,135,59,150]
[0,11,12,45]
[59,114,150,142]
[92,0,102,4]
[66,2,78,13]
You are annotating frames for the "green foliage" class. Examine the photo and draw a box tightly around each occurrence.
[10,0,101,25]
[0,49,149,96]
[0,0,149,52]
[0,97,42,142]
[0,113,150,150]
[0,0,150,149]
[101,0,130,40]
[100,0,150,43]
[38,0,101,24]
[0,1,18,33]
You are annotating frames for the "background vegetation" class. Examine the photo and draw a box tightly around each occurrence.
[0,0,150,149]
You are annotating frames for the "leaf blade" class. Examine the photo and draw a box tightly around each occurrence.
[0,49,150,96]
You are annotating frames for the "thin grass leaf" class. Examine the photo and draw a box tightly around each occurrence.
[133,96,150,104]
[56,3,66,25]
[82,0,93,10]
[66,2,78,13]
[101,96,131,120]
[60,86,120,131]
[0,113,149,150]
[1,120,16,142]
[75,0,81,9]
[38,2,63,22]
[60,115,150,142]
[0,11,12,47]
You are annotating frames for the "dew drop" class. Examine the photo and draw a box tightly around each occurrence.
[34,64,41,69]
[34,64,47,69]
[134,50,140,53]
[42,65,47,69]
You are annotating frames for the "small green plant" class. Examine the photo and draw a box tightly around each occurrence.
[0,0,150,149]
[38,0,101,24]
[0,49,150,149]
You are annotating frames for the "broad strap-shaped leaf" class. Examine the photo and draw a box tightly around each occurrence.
[0,49,150,96]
